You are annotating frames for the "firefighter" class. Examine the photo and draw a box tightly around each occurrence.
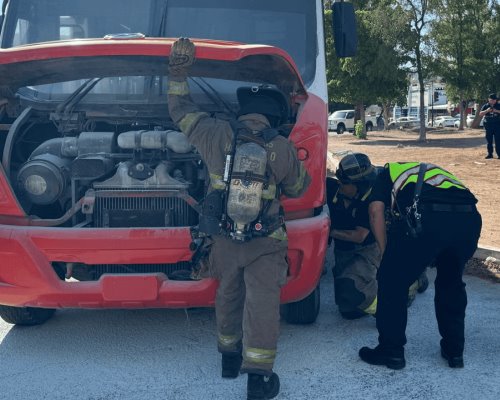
[327,153,428,320]
[358,158,482,370]
[167,38,310,400]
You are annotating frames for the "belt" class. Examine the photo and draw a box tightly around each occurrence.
[420,204,475,213]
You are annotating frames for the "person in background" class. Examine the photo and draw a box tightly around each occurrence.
[479,93,500,159]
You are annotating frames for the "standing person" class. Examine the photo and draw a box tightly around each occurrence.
[167,38,310,400]
[479,93,500,159]
[326,153,427,320]
[358,160,482,370]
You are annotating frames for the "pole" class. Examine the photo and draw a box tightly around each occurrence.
[431,81,434,126]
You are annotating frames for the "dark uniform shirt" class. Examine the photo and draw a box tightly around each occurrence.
[326,177,375,251]
[481,102,500,129]
[369,166,477,211]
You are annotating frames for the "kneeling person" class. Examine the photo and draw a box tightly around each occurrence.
[327,153,428,320]
[327,153,380,319]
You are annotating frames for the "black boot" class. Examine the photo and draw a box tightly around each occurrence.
[359,345,406,370]
[247,373,280,400]
[440,347,464,368]
[221,353,242,379]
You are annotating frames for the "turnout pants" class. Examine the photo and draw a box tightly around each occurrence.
[333,242,381,315]
[485,125,500,157]
[208,235,288,375]
[376,208,482,356]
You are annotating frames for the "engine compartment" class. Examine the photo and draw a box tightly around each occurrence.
[6,115,206,228]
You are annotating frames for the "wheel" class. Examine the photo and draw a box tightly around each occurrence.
[283,285,320,324]
[365,122,373,131]
[0,305,55,326]
[337,124,345,135]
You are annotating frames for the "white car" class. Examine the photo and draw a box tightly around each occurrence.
[430,116,457,128]
[466,115,484,128]
[328,110,378,134]
[387,117,420,130]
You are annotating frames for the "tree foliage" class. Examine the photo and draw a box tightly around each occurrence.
[324,0,499,136]
[325,2,408,133]
[431,0,499,127]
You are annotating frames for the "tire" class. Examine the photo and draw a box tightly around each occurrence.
[337,124,345,135]
[0,305,55,326]
[283,285,320,325]
[365,122,373,132]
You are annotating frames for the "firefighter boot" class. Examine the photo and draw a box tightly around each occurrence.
[247,373,280,400]
[359,345,406,370]
[221,353,242,379]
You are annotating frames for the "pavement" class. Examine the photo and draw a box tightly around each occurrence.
[1,268,499,400]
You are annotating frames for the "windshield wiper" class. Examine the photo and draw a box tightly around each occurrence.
[55,77,102,116]
[189,77,236,118]
[156,0,169,37]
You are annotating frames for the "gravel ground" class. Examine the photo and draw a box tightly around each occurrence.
[1,266,499,400]
[465,258,500,283]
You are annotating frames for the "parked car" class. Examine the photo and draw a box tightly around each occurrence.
[430,116,458,128]
[387,117,420,130]
[466,115,484,128]
[328,110,378,134]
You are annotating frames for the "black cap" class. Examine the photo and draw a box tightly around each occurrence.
[336,153,376,184]
[489,93,497,100]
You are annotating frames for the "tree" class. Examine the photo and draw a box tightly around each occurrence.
[325,2,408,135]
[432,0,500,129]
[395,0,437,141]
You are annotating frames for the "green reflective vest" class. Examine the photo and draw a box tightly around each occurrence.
[386,162,467,209]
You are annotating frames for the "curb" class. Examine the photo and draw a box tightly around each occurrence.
[474,245,500,261]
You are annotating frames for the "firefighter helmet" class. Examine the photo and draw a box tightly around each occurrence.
[237,86,289,127]
[336,153,376,184]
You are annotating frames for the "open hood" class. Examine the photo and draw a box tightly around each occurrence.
[0,38,306,98]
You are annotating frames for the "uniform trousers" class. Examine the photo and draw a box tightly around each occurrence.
[376,208,482,356]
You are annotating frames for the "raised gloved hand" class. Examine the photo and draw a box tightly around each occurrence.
[168,37,195,78]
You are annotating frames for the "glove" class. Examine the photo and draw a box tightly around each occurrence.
[168,37,195,78]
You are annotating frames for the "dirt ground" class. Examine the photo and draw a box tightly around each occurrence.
[327,127,500,281]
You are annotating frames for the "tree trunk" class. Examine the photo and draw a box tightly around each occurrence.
[418,82,426,141]
[356,101,366,136]
[459,96,465,130]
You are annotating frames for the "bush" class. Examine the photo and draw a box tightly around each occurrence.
[355,120,367,139]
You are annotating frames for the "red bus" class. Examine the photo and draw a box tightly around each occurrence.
[0,0,356,325]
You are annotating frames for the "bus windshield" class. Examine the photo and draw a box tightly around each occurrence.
[1,0,317,85]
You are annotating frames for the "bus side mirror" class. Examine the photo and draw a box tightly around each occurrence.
[332,2,357,57]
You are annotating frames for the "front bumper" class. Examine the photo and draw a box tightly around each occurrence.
[0,208,329,309]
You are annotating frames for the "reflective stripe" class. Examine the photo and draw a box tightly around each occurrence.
[388,163,467,209]
[363,296,377,315]
[285,164,308,196]
[179,111,209,135]
[262,184,277,200]
[210,173,226,190]
[167,80,190,96]
[244,347,276,364]
[268,227,287,241]
[218,333,242,348]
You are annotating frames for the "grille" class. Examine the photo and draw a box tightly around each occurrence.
[92,191,198,228]
[54,262,194,281]
[88,262,192,280]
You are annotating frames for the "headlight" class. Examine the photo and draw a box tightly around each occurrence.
[17,155,69,205]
